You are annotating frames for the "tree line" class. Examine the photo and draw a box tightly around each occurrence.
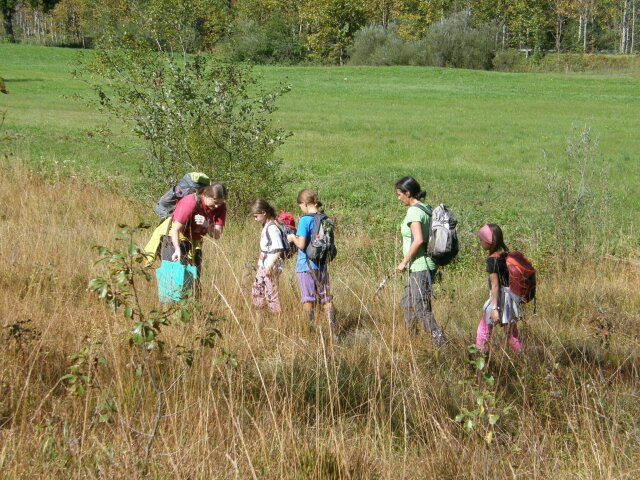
[1,0,638,63]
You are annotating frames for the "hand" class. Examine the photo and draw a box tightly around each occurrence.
[171,250,181,262]
[490,308,499,323]
[396,261,407,273]
[286,233,295,243]
[194,214,209,228]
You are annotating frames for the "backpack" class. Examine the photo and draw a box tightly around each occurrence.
[154,172,210,220]
[502,251,537,303]
[265,212,296,260]
[305,213,337,263]
[412,203,459,267]
[426,204,458,266]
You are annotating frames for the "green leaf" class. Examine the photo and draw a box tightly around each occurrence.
[180,308,191,323]
[485,431,493,444]
[131,323,144,345]
[464,418,473,432]
[489,414,500,425]
[124,307,133,319]
[455,413,465,423]
[475,357,486,371]
[476,395,484,406]
[483,374,495,386]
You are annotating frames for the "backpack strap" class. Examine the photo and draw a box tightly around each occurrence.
[409,203,432,259]
[193,193,201,217]
[262,221,285,254]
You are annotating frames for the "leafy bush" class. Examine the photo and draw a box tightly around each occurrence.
[541,126,610,255]
[84,35,291,210]
[223,16,307,64]
[492,49,526,72]
[422,12,497,70]
[348,25,416,66]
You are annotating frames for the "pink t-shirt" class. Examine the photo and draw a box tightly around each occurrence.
[172,194,226,241]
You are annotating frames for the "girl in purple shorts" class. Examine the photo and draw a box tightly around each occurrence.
[286,189,337,342]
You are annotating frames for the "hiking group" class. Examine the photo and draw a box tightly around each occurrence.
[146,173,536,352]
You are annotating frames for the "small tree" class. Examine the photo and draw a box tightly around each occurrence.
[542,125,610,255]
[83,24,290,209]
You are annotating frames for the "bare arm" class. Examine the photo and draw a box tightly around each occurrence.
[287,233,307,250]
[397,222,424,272]
[489,272,500,322]
[210,224,223,240]
[170,221,185,262]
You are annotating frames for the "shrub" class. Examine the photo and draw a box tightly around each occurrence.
[223,16,307,64]
[348,25,414,66]
[492,49,526,72]
[84,36,291,210]
[422,11,497,70]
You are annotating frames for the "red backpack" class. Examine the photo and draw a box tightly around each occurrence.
[503,251,536,303]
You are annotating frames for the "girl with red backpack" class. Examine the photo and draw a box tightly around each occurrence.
[476,224,523,354]
[250,199,284,314]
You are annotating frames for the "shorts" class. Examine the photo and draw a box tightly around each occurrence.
[296,269,332,305]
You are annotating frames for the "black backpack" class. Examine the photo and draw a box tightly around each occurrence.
[154,172,210,220]
[305,213,337,263]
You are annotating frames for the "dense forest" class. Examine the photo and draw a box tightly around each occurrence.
[1,0,638,65]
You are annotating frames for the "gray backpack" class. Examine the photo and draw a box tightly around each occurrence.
[426,204,458,266]
[305,213,337,263]
[154,172,210,220]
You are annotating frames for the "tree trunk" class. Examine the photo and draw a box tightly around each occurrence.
[2,5,16,42]
[632,0,637,53]
[583,5,589,52]
[622,0,629,53]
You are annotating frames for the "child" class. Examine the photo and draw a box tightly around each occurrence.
[394,176,445,347]
[251,199,283,313]
[286,189,337,342]
[476,224,523,354]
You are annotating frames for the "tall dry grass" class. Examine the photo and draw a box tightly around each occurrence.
[1,162,639,479]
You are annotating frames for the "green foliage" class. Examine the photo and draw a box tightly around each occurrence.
[456,346,511,447]
[223,16,307,64]
[86,222,231,470]
[542,125,610,255]
[305,0,367,65]
[348,24,418,66]
[422,11,497,70]
[349,13,498,70]
[61,339,106,396]
[492,49,527,72]
[84,38,291,208]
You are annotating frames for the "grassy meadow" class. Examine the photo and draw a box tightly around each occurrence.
[1,44,640,478]
[1,44,640,235]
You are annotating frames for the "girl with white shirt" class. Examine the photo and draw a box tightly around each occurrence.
[251,199,284,313]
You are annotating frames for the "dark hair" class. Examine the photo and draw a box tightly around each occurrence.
[201,183,227,200]
[250,198,276,219]
[296,189,323,209]
[486,223,509,254]
[394,176,426,201]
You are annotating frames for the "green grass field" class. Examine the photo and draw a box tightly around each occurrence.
[2,43,639,236]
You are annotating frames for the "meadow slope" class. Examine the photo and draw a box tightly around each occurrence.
[1,162,639,478]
